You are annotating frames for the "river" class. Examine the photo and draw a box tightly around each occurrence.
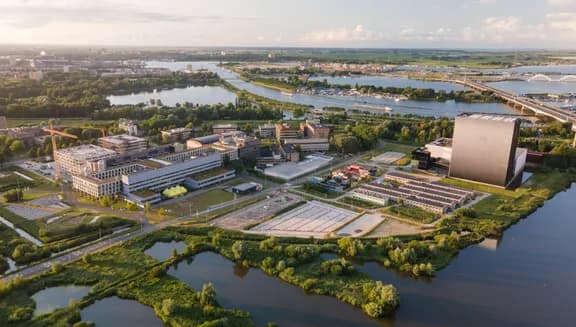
[362,183,576,327]
[145,61,515,118]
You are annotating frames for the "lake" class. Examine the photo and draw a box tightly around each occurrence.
[144,240,188,261]
[32,285,91,316]
[107,85,237,107]
[80,296,163,327]
[168,252,380,327]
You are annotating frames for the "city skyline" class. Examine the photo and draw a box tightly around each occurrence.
[1,0,576,48]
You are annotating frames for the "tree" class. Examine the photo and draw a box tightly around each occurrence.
[231,241,247,260]
[144,202,152,213]
[161,298,176,316]
[337,237,364,257]
[3,189,23,202]
[9,140,25,153]
[200,282,217,306]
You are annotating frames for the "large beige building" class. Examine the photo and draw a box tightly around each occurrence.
[56,144,118,177]
[98,134,148,154]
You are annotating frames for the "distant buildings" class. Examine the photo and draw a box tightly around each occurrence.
[212,124,238,134]
[275,123,301,142]
[284,138,330,153]
[300,120,331,139]
[118,119,139,136]
[161,128,192,143]
[98,135,148,154]
[258,124,276,139]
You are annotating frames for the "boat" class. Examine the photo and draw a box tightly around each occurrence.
[281,91,294,97]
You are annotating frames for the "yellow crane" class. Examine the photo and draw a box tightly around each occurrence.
[41,124,78,181]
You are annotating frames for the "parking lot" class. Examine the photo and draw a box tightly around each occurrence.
[250,201,360,238]
[5,195,70,220]
[17,161,56,181]
[371,152,406,164]
[212,193,302,230]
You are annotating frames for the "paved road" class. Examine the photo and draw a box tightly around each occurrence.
[0,150,374,283]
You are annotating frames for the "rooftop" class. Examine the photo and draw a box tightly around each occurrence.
[193,134,221,144]
[99,134,147,145]
[427,138,453,148]
[213,124,237,129]
[57,144,117,160]
[461,113,519,123]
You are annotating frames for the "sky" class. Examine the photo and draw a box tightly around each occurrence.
[0,0,575,48]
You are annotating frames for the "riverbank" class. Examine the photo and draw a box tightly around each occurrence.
[0,169,574,326]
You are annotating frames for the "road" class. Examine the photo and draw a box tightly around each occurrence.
[0,149,379,283]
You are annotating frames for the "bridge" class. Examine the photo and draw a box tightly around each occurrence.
[450,78,576,147]
[527,74,576,82]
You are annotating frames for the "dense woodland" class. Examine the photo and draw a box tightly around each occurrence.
[0,71,221,118]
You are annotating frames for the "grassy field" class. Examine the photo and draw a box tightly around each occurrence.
[384,206,439,224]
[441,177,525,198]
[6,118,115,128]
[159,189,235,217]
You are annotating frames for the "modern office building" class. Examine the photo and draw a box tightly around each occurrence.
[275,123,301,142]
[56,144,118,177]
[449,114,526,188]
[71,146,235,206]
[98,134,148,154]
[300,120,331,139]
[258,124,276,138]
[187,134,221,150]
[283,138,330,153]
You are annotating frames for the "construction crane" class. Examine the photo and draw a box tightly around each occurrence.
[42,124,78,181]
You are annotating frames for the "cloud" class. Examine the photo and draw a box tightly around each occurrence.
[546,0,576,6]
[301,24,384,43]
[482,16,521,33]
[0,2,258,28]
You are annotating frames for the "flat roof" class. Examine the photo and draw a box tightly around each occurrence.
[232,182,261,192]
[57,144,117,160]
[99,134,147,145]
[462,113,519,123]
[213,124,237,128]
[265,154,333,181]
[193,134,221,144]
[427,138,453,148]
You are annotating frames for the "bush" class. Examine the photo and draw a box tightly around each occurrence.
[2,189,23,202]
[231,241,247,260]
[8,307,34,322]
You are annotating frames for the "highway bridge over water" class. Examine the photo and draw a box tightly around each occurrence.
[449,78,576,146]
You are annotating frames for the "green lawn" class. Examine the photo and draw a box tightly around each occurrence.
[159,189,235,217]
[384,206,439,224]
[440,178,524,198]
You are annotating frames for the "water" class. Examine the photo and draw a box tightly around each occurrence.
[31,285,91,316]
[168,252,380,327]
[309,75,467,92]
[144,241,188,261]
[357,184,576,327]
[80,296,163,327]
[107,86,237,107]
[146,61,514,117]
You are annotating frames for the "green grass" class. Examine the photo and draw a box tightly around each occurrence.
[384,206,439,224]
[339,197,380,209]
[6,118,115,128]
[440,178,524,198]
[379,142,417,155]
[159,189,234,217]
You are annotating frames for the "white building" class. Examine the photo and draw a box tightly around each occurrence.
[56,144,118,177]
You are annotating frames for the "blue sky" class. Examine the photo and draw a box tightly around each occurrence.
[0,0,575,48]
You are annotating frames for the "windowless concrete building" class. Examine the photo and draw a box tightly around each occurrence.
[449,114,526,189]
